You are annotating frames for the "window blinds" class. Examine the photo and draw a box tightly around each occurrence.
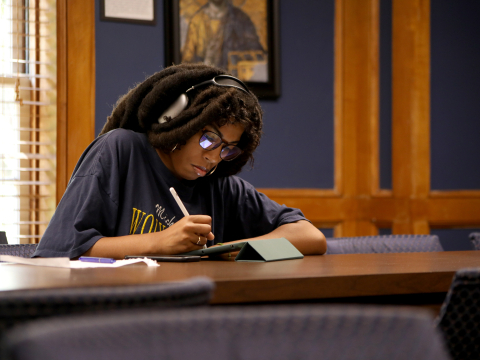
[0,0,56,244]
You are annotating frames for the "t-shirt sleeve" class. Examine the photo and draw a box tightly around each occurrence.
[220,176,308,242]
[34,134,120,259]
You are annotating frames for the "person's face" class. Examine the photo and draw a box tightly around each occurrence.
[159,122,245,180]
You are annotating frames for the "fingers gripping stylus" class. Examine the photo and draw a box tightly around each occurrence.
[170,187,207,249]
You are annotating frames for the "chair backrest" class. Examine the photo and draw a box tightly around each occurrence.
[326,234,443,254]
[0,276,214,345]
[2,305,450,360]
[0,244,37,258]
[435,268,480,360]
[0,232,7,245]
[469,232,480,250]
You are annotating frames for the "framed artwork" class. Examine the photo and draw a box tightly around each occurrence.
[100,0,156,25]
[165,0,280,99]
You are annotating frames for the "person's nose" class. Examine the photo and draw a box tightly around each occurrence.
[204,147,222,164]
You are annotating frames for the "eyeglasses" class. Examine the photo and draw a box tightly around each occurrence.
[187,75,251,95]
[199,129,243,161]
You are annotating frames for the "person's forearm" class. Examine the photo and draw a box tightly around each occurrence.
[228,220,327,255]
[81,233,158,260]
[81,215,215,259]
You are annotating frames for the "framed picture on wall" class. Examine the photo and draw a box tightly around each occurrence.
[165,0,280,99]
[100,0,156,25]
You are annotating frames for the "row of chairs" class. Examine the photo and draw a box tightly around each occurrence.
[1,233,479,259]
[471,232,480,250]
[0,266,478,358]
[0,273,474,360]
[325,234,444,254]
[325,233,480,254]
[1,235,480,359]
[0,244,37,258]
[2,303,450,360]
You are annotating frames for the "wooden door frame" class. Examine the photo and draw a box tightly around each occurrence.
[56,0,96,203]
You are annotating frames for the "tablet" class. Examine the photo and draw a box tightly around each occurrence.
[181,242,247,257]
[124,255,201,262]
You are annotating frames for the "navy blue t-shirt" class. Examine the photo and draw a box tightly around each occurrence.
[34,129,307,258]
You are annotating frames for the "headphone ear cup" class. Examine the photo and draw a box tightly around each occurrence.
[158,93,189,124]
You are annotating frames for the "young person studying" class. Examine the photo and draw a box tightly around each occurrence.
[34,63,326,259]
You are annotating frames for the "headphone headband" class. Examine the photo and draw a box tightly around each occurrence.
[187,75,251,95]
[158,75,251,124]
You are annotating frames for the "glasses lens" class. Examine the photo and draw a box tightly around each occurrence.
[199,130,242,161]
[221,146,242,161]
[199,131,221,150]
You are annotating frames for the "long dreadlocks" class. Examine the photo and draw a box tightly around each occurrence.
[99,63,263,177]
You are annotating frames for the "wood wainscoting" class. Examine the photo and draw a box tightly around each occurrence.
[259,0,480,237]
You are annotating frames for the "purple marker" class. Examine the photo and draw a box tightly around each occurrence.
[79,256,116,264]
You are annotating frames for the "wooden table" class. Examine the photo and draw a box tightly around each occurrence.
[1,251,480,309]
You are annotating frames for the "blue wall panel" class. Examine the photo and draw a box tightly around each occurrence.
[379,0,392,190]
[95,0,335,189]
[239,0,334,188]
[95,1,165,136]
[430,1,480,190]
[430,228,480,251]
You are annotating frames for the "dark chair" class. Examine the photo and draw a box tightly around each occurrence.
[435,268,480,360]
[0,232,7,245]
[2,305,450,360]
[469,232,480,250]
[0,276,214,355]
[326,234,443,254]
[0,244,37,258]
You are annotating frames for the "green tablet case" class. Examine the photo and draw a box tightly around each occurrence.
[235,238,304,262]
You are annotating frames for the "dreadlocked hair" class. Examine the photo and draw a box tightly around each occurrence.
[99,63,263,177]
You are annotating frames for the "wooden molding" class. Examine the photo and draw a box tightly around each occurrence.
[392,0,431,234]
[56,0,96,203]
[260,0,480,237]
[56,0,67,203]
[334,0,380,236]
[430,190,480,198]
[258,189,340,198]
[264,0,480,235]
[427,198,480,226]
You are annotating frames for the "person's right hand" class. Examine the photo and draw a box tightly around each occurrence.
[154,215,214,254]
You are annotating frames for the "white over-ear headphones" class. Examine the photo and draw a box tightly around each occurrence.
[158,93,189,123]
[158,75,251,124]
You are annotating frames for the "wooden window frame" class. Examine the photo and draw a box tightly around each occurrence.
[1,0,58,243]
[56,0,95,203]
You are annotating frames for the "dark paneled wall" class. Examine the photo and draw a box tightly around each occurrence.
[431,228,480,252]
[379,1,480,192]
[379,0,392,190]
[240,1,334,188]
[96,1,480,192]
[95,0,335,189]
[95,1,165,135]
[430,1,480,190]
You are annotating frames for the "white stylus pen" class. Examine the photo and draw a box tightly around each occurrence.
[170,187,207,249]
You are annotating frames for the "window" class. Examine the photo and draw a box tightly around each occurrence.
[0,0,56,244]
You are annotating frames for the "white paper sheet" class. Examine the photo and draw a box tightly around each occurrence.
[0,255,159,268]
